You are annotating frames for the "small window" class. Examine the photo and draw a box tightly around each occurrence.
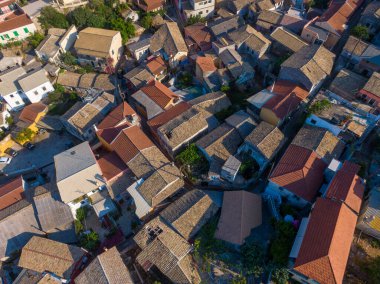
[23,27,29,33]
[34,90,38,95]
[42,86,47,91]
[15,101,20,105]
[310,119,317,124]
[4,34,9,39]
[10,94,14,98]
[13,31,19,37]
[0,36,4,40]
[112,50,115,55]
[199,11,203,14]
[206,10,208,12]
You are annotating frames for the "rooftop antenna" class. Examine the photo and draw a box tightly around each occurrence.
[270,80,276,93]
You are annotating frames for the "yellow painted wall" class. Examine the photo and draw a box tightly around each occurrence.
[260,108,280,126]
[0,134,16,156]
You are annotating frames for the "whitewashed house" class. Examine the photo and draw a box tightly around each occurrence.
[17,69,54,103]
[0,67,26,111]
[184,0,215,19]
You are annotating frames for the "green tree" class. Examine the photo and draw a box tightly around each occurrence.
[270,221,296,265]
[27,32,45,49]
[176,144,203,166]
[308,99,332,114]
[351,25,370,40]
[141,13,153,29]
[76,207,88,222]
[15,128,35,143]
[67,7,106,29]
[5,115,13,126]
[80,231,100,251]
[241,242,265,277]
[109,17,135,43]
[363,256,380,283]
[60,51,77,66]
[38,7,69,30]
[221,84,230,92]
[186,14,206,26]
[272,267,289,284]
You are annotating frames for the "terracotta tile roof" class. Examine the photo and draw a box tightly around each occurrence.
[140,80,178,109]
[97,151,128,182]
[111,125,154,164]
[270,144,327,202]
[147,101,191,134]
[196,56,216,73]
[0,13,33,34]
[325,161,364,214]
[215,191,262,245]
[19,103,47,124]
[263,81,308,120]
[294,198,358,284]
[146,56,166,76]
[18,236,86,279]
[96,102,136,129]
[0,176,23,210]
[137,0,164,12]
[317,0,363,34]
[184,23,212,49]
[96,122,131,145]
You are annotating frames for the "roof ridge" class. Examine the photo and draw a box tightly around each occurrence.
[24,246,74,263]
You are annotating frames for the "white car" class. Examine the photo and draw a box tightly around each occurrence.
[0,156,12,164]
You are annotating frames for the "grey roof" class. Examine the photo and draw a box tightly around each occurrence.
[0,66,26,95]
[222,155,242,175]
[75,247,134,284]
[124,66,153,89]
[127,37,151,53]
[132,89,164,119]
[35,34,61,58]
[209,16,244,37]
[21,0,49,18]
[18,69,50,93]
[54,142,97,182]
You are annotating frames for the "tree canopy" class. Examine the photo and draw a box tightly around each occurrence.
[351,25,370,40]
[38,7,69,30]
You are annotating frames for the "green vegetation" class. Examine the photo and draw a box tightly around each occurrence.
[176,144,203,166]
[308,99,332,114]
[309,0,328,9]
[14,128,35,144]
[214,106,235,121]
[60,51,77,66]
[272,267,290,284]
[5,116,14,126]
[239,155,259,180]
[141,13,153,29]
[273,54,290,75]
[76,207,88,222]
[351,25,370,41]
[221,84,230,92]
[48,84,79,115]
[186,15,206,26]
[80,231,100,251]
[241,242,265,278]
[269,221,296,265]
[176,144,209,181]
[176,72,193,88]
[27,33,45,49]
[38,7,69,30]
[67,7,106,29]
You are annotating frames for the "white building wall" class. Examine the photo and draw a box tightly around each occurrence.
[24,81,54,103]
[0,22,36,44]
[305,114,342,136]
[265,180,309,208]
[185,0,215,19]
[2,91,25,111]
[58,25,78,52]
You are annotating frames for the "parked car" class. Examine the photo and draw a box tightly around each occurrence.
[24,142,35,150]
[0,156,12,164]
[5,148,17,157]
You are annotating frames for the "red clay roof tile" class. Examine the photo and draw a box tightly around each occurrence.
[19,103,47,124]
[140,80,178,109]
[0,176,24,210]
[97,151,128,181]
[97,102,136,130]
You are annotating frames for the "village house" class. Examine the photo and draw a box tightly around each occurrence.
[215,191,262,246]
[0,185,75,261]
[279,45,335,94]
[196,111,255,183]
[341,36,380,76]
[329,68,368,103]
[246,80,308,125]
[0,103,11,130]
[301,0,363,49]
[126,35,152,61]
[290,162,364,283]
[156,92,231,157]
[228,24,271,59]
[208,15,245,38]
[134,0,164,12]
[130,80,179,120]
[291,125,345,164]
[358,185,380,240]
[55,0,88,8]
[124,66,154,92]
[17,69,54,104]
[35,25,78,64]
[359,0,380,35]
[0,67,27,111]
[61,92,115,141]
[134,217,201,284]
[184,23,213,54]
[18,236,87,282]
[54,141,106,205]
[107,125,184,218]
[266,144,327,207]
[226,0,252,15]
[182,0,215,20]
[75,247,134,284]
[255,10,283,33]
[56,71,116,94]
[96,101,139,131]
[270,26,308,56]
[15,102,47,137]
[146,55,167,81]
[357,72,380,114]
[305,91,372,142]
[159,189,219,240]
[150,22,188,67]
[195,56,219,90]
[238,121,284,173]
[0,0,36,44]
[74,27,123,70]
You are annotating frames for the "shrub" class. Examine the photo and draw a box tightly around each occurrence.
[186,14,206,26]
[351,25,370,40]
[270,221,296,265]
[308,99,331,114]
[80,231,100,251]
[15,128,35,144]
[76,207,88,222]
[38,7,69,30]
[60,51,77,66]
[176,144,203,166]
[27,32,44,49]
[74,219,84,234]
[141,13,153,29]
[221,84,230,92]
